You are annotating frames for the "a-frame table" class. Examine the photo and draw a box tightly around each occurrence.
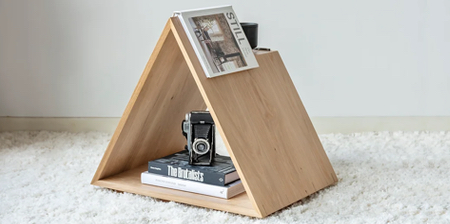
[92,17,337,218]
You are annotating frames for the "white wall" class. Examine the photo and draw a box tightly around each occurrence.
[1,0,449,117]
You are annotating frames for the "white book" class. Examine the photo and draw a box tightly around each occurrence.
[173,5,259,78]
[141,171,245,199]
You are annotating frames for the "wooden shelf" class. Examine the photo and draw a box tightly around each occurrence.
[92,17,337,218]
[94,164,259,217]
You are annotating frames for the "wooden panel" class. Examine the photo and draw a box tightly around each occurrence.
[95,165,261,218]
[170,17,337,217]
[92,22,206,182]
[93,17,337,218]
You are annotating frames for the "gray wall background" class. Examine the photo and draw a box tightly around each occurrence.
[1,0,449,117]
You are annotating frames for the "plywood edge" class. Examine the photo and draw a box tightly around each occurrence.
[92,165,262,218]
[168,17,264,217]
[275,51,338,186]
[91,21,174,183]
[168,17,205,89]
[244,52,337,217]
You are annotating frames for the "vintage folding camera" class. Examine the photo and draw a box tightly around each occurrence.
[182,111,215,165]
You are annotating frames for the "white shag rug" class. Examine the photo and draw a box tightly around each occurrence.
[0,131,449,224]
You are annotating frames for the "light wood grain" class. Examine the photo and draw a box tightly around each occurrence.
[91,21,206,182]
[170,17,337,217]
[95,165,260,217]
[92,17,337,218]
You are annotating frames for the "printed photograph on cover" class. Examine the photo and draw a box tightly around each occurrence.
[188,14,247,74]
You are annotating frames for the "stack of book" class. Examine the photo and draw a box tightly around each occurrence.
[141,150,244,199]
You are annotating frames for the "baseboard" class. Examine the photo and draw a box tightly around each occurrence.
[0,117,120,133]
[1,117,450,134]
[311,117,450,134]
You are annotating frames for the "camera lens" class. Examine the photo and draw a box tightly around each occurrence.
[192,138,210,155]
[197,143,206,151]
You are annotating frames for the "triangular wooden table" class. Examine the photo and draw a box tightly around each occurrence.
[92,17,338,218]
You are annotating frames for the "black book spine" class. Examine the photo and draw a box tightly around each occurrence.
[148,161,227,186]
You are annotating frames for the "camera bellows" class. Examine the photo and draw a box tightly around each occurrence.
[194,124,212,139]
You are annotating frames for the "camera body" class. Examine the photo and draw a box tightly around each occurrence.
[182,111,215,165]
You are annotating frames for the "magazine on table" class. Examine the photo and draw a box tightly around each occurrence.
[173,5,259,78]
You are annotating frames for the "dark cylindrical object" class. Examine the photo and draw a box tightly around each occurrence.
[240,22,258,49]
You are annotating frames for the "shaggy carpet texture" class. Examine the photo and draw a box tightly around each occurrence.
[0,131,449,223]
